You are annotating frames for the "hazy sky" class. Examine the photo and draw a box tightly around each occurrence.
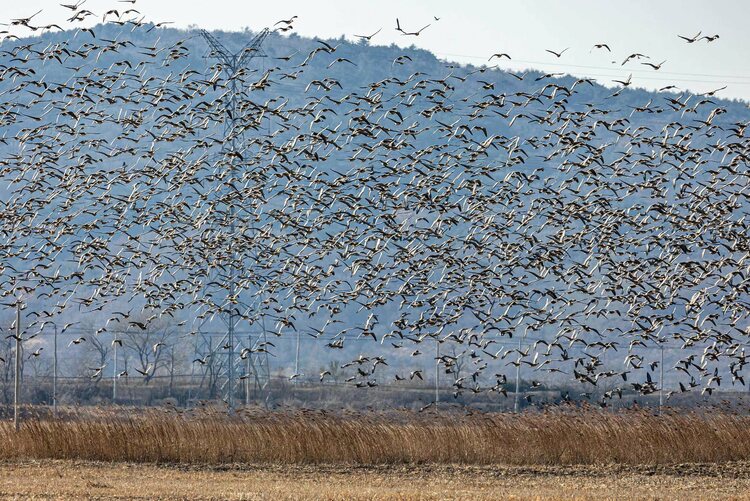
[5,0,750,100]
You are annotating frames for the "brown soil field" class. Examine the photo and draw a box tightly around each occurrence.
[1,460,750,500]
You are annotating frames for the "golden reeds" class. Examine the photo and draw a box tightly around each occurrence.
[2,406,749,465]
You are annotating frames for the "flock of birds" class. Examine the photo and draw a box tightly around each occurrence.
[0,1,748,407]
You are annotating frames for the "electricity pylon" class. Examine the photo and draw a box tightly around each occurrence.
[198,27,270,410]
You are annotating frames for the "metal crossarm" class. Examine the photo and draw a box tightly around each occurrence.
[238,28,270,68]
[200,28,270,71]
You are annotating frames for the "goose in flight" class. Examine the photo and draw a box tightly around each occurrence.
[354,28,381,41]
[488,53,511,61]
[545,47,569,58]
[396,18,431,36]
[678,31,702,43]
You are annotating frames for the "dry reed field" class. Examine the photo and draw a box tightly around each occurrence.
[3,405,750,466]
[4,406,750,499]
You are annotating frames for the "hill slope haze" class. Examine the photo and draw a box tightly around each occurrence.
[0,22,748,395]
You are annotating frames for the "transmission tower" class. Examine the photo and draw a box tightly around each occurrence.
[198,27,271,410]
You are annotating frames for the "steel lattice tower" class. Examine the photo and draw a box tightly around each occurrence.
[198,28,270,410]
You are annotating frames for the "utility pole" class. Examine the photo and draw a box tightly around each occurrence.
[53,322,58,417]
[295,330,300,380]
[514,334,522,414]
[13,300,21,431]
[198,27,270,411]
[169,345,175,398]
[245,334,252,405]
[659,341,664,414]
[435,338,439,408]
[112,336,118,402]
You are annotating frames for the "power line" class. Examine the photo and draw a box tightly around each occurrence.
[542,73,750,86]
[435,51,750,81]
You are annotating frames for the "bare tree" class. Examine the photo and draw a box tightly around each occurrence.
[320,360,343,384]
[0,335,12,405]
[24,343,51,379]
[119,314,181,384]
[448,345,466,383]
[0,314,17,404]
[86,334,110,382]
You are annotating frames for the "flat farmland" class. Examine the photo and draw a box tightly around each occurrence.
[3,407,750,499]
[2,460,750,500]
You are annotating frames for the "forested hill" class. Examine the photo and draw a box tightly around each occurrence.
[1,22,747,137]
[0,22,748,391]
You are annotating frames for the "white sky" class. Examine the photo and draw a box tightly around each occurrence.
[4,0,750,101]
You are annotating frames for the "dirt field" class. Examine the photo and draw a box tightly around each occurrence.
[1,460,749,500]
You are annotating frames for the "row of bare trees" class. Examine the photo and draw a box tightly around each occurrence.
[0,311,198,404]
